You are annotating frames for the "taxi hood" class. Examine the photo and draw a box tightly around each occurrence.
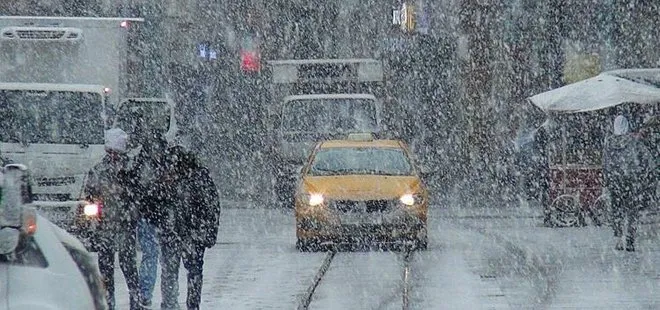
[301,175,422,200]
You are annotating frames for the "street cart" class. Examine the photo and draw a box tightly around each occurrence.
[527,69,660,227]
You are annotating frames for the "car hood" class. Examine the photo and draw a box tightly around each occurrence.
[300,175,423,200]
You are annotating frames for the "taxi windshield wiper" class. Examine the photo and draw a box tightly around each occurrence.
[310,167,343,176]
[358,169,401,176]
[311,168,402,176]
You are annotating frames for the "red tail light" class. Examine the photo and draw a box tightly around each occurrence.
[240,50,261,72]
[22,208,37,235]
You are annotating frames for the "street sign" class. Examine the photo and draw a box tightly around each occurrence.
[391,2,417,33]
[392,9,401,25]
[196,41,218,61]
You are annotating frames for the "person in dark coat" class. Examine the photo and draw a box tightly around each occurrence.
[603,115,654,252]
[83,128,141,310]
[159,147,220,310]
[126,130,171,308]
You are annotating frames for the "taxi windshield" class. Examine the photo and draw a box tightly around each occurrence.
[309,147,413,176]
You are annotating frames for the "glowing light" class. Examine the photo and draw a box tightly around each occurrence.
[400,194,415,206]
[84,203,100,216]
[22,209,37,235]
[308,194,324,206]
[240,50,261,72]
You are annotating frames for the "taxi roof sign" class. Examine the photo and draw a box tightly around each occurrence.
[346,132,376,141]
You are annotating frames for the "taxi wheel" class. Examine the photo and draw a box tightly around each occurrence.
[415,237,428,251]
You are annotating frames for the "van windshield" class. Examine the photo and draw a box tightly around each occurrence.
[282,98,378,134]
[0,90,104,145]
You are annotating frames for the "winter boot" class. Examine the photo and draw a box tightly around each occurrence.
[139,301,154,310]
[625,238,635,252]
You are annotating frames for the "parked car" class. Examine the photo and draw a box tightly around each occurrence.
[1,164,107,310]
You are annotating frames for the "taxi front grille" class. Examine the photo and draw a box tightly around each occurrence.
[330,200,393,213]
[36,176,76,186]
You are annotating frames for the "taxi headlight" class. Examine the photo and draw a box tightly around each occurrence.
[299,193,324,206]
[308,193,324,206]
[400,194,424,206]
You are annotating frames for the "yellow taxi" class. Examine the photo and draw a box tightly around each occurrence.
[294,133,429,251]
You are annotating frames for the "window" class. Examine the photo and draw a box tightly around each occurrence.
[282,98,378,133]
[0,90,104,145]
[309,147,413,176]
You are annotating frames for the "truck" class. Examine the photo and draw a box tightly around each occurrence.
[262,58,407,207]
[0,16,158,228]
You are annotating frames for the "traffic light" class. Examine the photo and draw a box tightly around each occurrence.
[240,35,261,73]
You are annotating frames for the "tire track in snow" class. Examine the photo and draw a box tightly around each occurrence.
[455,220,561,308]
[298,250,336,310]
[402,250,413,310]
[302,248,414,310]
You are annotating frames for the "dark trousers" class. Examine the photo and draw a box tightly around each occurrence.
[98,221,140,310]
[160,236,206,310]
[610,186,640,245]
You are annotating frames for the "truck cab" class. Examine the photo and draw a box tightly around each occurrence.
[0,16,157,229]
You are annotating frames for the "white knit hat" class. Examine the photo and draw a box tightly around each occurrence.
[105,128,128,153]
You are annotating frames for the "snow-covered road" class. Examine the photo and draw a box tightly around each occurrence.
[113,204,660,309]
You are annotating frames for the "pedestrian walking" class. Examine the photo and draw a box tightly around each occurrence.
[160,147,220,310]
[603,115,654,252]
[128,130,172,308]
[83,128,141,309]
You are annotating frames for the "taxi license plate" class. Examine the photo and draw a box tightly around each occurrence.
[340,213,383,225]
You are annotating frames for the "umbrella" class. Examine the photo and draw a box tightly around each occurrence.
[529,69,660,114]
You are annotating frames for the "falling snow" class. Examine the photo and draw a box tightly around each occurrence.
[1,1,659,310]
